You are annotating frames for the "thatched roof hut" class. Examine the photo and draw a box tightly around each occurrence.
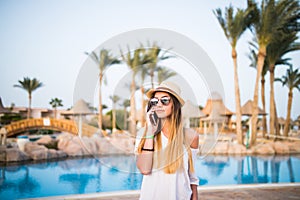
[201,92,233,116]
[241,100,267,116]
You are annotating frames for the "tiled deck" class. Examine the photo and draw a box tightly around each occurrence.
[29,183,300,200]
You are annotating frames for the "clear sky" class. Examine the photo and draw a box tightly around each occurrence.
[0,0,299,120]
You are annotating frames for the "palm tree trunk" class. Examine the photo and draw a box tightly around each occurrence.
[130,75,137,137]
[112,102,116,131]
[150,70,154,89]
[28,94,32,119]
[261,76,267,137]
[98,74,103,133]
[123,107,127,130]
[232,49,243,145]
[274,103,280,137]
[54,108,57,119]
[251,47,266,146]
[140,86,146,127]
[269,65,276,136]
[283,91,293,137]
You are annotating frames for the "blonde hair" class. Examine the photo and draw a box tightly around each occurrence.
[137,93,195,174]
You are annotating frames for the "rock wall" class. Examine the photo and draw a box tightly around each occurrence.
[0,132,135,162]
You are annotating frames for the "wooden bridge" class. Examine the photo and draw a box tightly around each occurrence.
[0,118,100,144]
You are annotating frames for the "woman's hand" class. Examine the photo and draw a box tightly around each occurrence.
[146,107,159,136]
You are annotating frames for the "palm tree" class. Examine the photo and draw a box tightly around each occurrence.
[157,67,177,84]
[14,77,43,118]
[275,65,300,137]
[145,42,173,88]
[120,46,152,136]
[49,98,63,119]
[110,95,121,132]
[138,66,148,127]
[247,47,269,137]
[214,5,252,145]
[248,0,299,146]
[85,49,120,133]
[122,99,130,130]
[266,32,300,136]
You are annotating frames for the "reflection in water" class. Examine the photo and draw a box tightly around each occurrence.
[287,157,295,183]
[202,156,229,177]
[0,166,40,200]
[60,174,98,193]
[0,155,299,199]
[235,157,269,184]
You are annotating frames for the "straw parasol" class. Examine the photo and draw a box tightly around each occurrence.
[241,100,267,116]
[61,99,94,137]
[201,92,233,116]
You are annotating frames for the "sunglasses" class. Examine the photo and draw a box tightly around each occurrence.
[150,97,171,106]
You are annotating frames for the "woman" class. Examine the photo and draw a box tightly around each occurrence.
[135,81,199,200]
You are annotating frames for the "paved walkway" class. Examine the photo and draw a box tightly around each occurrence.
[29,183,300,200]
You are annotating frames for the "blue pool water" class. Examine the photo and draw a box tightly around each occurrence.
[0,155,299,199]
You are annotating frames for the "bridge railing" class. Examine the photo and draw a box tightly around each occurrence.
[4,118,99,137]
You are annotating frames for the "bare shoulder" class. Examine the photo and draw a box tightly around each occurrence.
[184,128,199,149]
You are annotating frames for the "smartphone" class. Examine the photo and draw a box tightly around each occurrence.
[150,112,158,126]
[146,103,158,126]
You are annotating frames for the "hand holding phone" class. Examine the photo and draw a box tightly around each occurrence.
[150,111,158,126]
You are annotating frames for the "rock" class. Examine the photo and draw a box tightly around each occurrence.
[56,150,67,158]
[286,141,300,154]
[62,137,84,156]
[252,143,275,155]
[24,142,48,153]
[2,147,31,162]
[57,133,73,151]
[24,142,49,160]
[47,149,58,159]
[273,141,289,154]
[228,144,247,155]
[81,136,97,155]
[36,135,53,145]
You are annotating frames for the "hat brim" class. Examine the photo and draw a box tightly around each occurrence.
[146,87,185,106]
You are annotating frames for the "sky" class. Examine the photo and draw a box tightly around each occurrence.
[0,0,299,120]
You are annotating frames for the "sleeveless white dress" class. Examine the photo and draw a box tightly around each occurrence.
[135,131,199,200]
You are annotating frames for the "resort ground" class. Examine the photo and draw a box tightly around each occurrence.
[30,183,300,200]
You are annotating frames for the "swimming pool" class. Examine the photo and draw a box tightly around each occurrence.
[0,155,299,199]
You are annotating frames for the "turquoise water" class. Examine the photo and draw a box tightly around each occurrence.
[0,155,299,199]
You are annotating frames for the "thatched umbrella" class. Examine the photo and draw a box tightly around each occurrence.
[201,92,233,131]
[201,92,233,116]
[182,100,206,128]
[241,100,267,143]
[241,100,266,116]
[62,99,94,137]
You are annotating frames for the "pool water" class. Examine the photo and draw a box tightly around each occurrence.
[0,155,299,199]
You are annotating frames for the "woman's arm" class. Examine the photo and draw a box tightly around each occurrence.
[136,133,154,175]
[190,184,198,200]
[136,108,159,175]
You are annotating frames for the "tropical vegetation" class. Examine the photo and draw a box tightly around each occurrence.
[13,77,43,119]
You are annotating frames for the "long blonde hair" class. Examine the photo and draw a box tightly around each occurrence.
[137,93,195,174]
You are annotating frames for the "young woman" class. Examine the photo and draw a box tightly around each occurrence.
[135,81,199,200]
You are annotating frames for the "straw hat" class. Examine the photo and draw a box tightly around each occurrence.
[146,81,185,106]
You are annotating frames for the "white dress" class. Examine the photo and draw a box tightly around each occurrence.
[135,131,199,200]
